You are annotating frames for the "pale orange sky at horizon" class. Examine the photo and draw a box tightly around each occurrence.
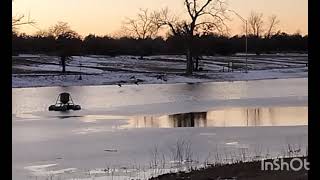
[13,0,308,37]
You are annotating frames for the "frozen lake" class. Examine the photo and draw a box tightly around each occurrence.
[12,78,308,180]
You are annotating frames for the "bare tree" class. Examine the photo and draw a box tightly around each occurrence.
[48,21,80,39]
[265,15,280,38]
[123,9,159,59]
[47,22,81,73]
[153,0,229,75]
[12,1,36,31]
[12,14,35,28]
[248,11,264,37]
[124,9,159,40]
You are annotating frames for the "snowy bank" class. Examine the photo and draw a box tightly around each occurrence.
[12,54,308,88]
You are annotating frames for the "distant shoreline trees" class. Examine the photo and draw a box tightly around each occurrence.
[12,29,308,57]
[12,0,307,76]
[12,7,307,58]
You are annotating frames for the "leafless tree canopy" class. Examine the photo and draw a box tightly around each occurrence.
[153,0,229,37]
[48,22,81,39]
[12,13,36,34]
[123,9,159,39]
[265,15,280,38]
[12,14,34,27]
[152,0,229,75]
[248,11,264,37]
[151,8,183,36]
[183,0,229,35]
[12,1,36,33]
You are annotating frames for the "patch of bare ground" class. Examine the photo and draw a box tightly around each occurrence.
[150,157,308,180]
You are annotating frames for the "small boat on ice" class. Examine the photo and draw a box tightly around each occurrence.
[49,92,81,111]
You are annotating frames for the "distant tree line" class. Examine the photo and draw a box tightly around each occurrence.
[12,30,308,56]
[12,0,308,75]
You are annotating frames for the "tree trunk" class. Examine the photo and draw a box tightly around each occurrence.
[195,56,199,71]
[185,21,197,75]
[61,56,66,73]
[186,48,193,75]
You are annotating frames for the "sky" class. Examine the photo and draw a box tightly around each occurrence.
[13,0,308,37]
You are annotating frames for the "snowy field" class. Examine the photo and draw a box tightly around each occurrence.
[13,78,308,180]
[12,54,308,88]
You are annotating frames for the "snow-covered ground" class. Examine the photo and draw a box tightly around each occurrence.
[12,54,308,88]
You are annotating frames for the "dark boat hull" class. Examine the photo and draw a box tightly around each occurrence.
[49,105,81,111]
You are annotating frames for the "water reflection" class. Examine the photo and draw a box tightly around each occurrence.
[205,106,307,127]
[123,106,307,128]
[169,112,207,127]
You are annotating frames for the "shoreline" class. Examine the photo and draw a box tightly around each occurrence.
[12,54,308,88]
[150,157,308,180]
[12,76,308,89]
